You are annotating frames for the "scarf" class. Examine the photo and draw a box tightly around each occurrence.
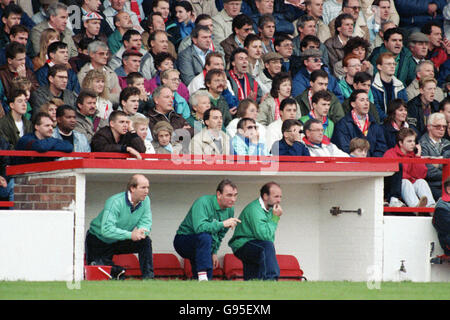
[229,69,252,101]
[351,110,369,136]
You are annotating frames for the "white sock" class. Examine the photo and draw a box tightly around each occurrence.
[198,271,208,281]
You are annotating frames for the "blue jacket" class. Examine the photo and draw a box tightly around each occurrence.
[15,132,74,164]
[371,72,408,122]
[331,112,387,157]
[232,134,268,156]
[437,59,450,88]
[250,12,295,35]
[382,122,401,150]
[271,138,311,156]
[406,94,440,138]
[395,0,446,29]
[35,64,81,94]
[292,65,345,102]
[52,127,91,153]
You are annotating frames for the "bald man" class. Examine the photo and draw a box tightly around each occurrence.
[85,174,154,279]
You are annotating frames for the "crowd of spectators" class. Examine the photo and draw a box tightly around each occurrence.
[0,0,449,209]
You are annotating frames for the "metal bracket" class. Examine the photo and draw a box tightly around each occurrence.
[330,206,362,216]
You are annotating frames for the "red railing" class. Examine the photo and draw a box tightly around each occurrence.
[1,150,448,213]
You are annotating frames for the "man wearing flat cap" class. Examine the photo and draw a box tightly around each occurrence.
[408,32,430,65]
[292,48,344,102]
[258,52,283,94]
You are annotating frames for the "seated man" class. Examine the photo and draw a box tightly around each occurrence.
[383,127,435,208]
[273,33,302,78]
[332,89,387,157]
[74,90,109,144]
[271,119,310,156]
[0,41,38,103]
[178,25,215,85]
[265,98,299,152]
[257,52,283,95]
[292,48,344,102]
[232,117,268,156]
[295,69,345,125]
[341,71,380,123]
[302,118,349,157]
[173,179,240,281]
[228,181,283,281]
[30,64,77,115]
[433,177,450,256]
[406,60,445,103]
[35,41,80,94]
[300,90,335,138]
[371,51,408,122]
[85,174,154,280]
[0,89,32,148]
[52,105,91,153]
[220,13,254,67]
[15,112,73,164]
[147,85,193,140]
[227,48,264,104]
[190,107,231,155]
[419,112,450,202]
[250,0,294,35]
[90,110,146,159]
[205,69,234,127]
[406,77,440,138]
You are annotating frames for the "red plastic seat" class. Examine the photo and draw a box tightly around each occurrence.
[183,258,225,280]
[84,265,113,280]
[276,254,306,281]
[112,253,142,277]
[153,253,185,279]
[223,253,243,280]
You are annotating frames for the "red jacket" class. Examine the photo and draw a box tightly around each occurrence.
[383,145,428,183]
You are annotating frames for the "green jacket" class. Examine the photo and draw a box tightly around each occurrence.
[89,192,152,244]
[0,112,33,149]
[176,195,234,254]
[228,198,279,253]
[369,45,416,87]
[295,89,345,125]
[300,114,335,138]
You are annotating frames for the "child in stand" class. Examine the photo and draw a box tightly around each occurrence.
[349,137,370,157]
[130,115,156,155]
[151,121,183,154]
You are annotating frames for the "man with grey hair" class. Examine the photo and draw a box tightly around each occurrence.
[77,40,121,104]
[30,2,77,58]
[187,89,212,130]
[148,85,193,139]
[419,112,450,201]
[406,60,445,102]
[408,32,429,65]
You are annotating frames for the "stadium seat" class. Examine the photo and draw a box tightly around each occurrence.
[223,253,244,280]
[183,258,225,280]
[153,253,185,279]
[276,254,307,281]
[112,253,142,277]
[84,265,113,280]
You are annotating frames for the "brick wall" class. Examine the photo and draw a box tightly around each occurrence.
[14,176,76,210]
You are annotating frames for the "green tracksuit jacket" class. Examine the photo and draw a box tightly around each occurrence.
[228,198,279,253]
[176,195,234,254]
[89,192,152,244]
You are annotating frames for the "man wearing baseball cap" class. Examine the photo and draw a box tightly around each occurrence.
[73,12,108,49]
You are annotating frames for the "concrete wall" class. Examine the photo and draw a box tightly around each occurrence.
[0,211,74,281]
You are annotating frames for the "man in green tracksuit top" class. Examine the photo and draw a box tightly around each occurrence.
[229,182,283,280]
[174,179,241,281]
[85,174,154,279]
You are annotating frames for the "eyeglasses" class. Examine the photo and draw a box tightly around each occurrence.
[280,43,293,48]
[308,128,324,133]
[309,57,322,63]
[383,62,398,66]
[345,5,360,11]
[432,125,447,130]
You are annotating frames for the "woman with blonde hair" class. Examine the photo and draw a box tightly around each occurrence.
[81,69,114,121]
[38,98,64,127]
[32,28,60,71]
